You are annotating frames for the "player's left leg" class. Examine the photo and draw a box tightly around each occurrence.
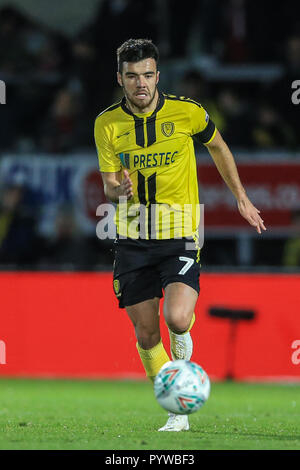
[163,281,197,335]
[163,282,197,360]
[157,283,198,432]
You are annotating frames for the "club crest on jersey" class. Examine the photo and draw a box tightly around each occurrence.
[161,122,175,137]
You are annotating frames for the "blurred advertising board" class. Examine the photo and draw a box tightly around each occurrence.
[0,154,107,236]
[1,154,300,235]
[197,162,300,228]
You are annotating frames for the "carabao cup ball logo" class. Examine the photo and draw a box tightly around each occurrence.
[154,360,210,415]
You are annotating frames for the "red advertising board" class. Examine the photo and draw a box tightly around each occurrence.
[0,272,299,381]
[197,162,300,227]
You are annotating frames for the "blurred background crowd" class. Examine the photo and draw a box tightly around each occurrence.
[0,0,299,270]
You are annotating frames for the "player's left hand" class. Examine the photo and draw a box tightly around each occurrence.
[237,196,267,234]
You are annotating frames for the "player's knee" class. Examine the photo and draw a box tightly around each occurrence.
[167,312,191,335]
[135,326,160,350]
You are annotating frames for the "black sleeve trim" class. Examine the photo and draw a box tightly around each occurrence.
[193,118,216,144]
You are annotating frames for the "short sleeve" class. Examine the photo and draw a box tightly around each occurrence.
[94,116,121,172]
[189,102,217,145]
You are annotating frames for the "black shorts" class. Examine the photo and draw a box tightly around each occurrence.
[112,237,201,308]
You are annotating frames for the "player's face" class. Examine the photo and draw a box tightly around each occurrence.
[117,58,159,113]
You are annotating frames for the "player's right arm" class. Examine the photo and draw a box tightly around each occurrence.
[94,115,133,203]
[101,170,133,203]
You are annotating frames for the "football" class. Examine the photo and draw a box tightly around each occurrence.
[154,360,210,415]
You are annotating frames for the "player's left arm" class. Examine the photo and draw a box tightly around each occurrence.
[205,130,266,234]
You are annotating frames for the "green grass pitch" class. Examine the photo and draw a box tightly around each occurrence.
[0,378,299,450]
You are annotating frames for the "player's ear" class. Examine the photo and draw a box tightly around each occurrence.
[117,72,123,87]
[156,70,160,85]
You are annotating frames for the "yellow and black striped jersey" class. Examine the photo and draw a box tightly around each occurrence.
[94,91,217,239]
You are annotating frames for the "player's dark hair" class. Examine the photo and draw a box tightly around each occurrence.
[117,38,159,73]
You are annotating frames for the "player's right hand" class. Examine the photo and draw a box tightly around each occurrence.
[119,170,133,200]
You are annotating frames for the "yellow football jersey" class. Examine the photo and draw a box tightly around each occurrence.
[94,91,216,239]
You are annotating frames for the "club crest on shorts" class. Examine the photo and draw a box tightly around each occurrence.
[161,122,175,137]
[113,279,121,297]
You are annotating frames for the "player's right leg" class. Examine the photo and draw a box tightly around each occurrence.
[125,298,170,382]
[126,299,188,432]
[112,240,170,382]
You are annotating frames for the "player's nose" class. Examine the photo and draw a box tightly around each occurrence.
[136,75,147,87]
